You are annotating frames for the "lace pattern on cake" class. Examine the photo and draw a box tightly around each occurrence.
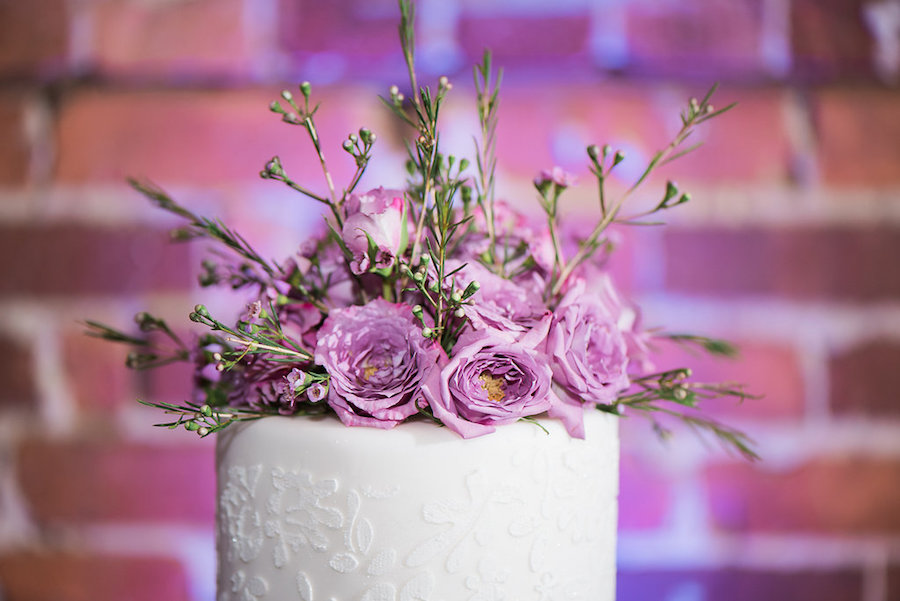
[264,467,343,567]
[218,433,614,600]
[223,570,268,601]
[220,465,265,563]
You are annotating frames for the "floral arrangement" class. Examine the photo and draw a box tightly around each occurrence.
[88,0,756,459]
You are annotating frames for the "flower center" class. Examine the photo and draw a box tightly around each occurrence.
[478,371,506,402]
[364,364,378,380]
[363,356,390,380]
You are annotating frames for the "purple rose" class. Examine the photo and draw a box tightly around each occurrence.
[451,201,541,276]
[277,302,323,352]
[341,188,408,274]
[454,261,548,335]
[545,280,630,436]
[314,299,441,429]
[567,265,653,374]
[228,355,300,415]
[431,320,557,438]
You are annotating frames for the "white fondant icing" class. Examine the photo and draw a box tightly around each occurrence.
[216,412,618,601]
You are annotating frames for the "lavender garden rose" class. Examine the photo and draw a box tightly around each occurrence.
[314,298,441,428]
[431,320,558,438]
[454,261,548,335]
[341,187,408,274]
[545,279,630,436]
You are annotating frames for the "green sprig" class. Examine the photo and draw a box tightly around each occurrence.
[129,179,278,278]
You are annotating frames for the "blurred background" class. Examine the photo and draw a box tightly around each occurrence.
[1,0,899,599]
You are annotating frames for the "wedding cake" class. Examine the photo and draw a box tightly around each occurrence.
[216,412,619,601]
[85,6,753,601]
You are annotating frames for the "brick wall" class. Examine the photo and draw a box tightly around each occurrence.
[1,1,899,600]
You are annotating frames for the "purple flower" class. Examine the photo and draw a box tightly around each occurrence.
[534,166,576,189]
[228,356,300,415]
[431,321,557,438]
[314,299,441,428]
[567,264,653,374]
[307,382,328,403]
[341,188,408,274]
[278,302,323,352]
[454,261,548,335]
[451,201,540,276]
[545,280,630,436]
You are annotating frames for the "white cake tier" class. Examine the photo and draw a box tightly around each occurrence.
[216,411,619,601]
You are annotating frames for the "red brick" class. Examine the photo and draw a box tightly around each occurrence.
[0,93,31,185]
[139,359,195,407]
[618,568,863,601]
[705,458,900,534]
[89,0,250,78]
[55,88,378,185]
[830,341,900,418]
[654,340,805,420]
[670,88,791,184]
[623,0,767,80]
[815,88,900,185]
[0,224,192,297]
[278,0,399,64]
[664,226,900,301]
[493,85,787,184]
[792,0,874,81]
[0,335,36,409]
[457,15,590,64]
[888,564,900,601]
[0,551,190,601]
[618,453,672,531]
[63,329,135,412]
[18,439,214,524]
[0,0,69,77]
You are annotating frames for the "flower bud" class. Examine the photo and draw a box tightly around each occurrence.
[299,81,311,98]
[462,280,480,299]
[198,426,210,437]
[422,327,433,338]
[281,90,293,101]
